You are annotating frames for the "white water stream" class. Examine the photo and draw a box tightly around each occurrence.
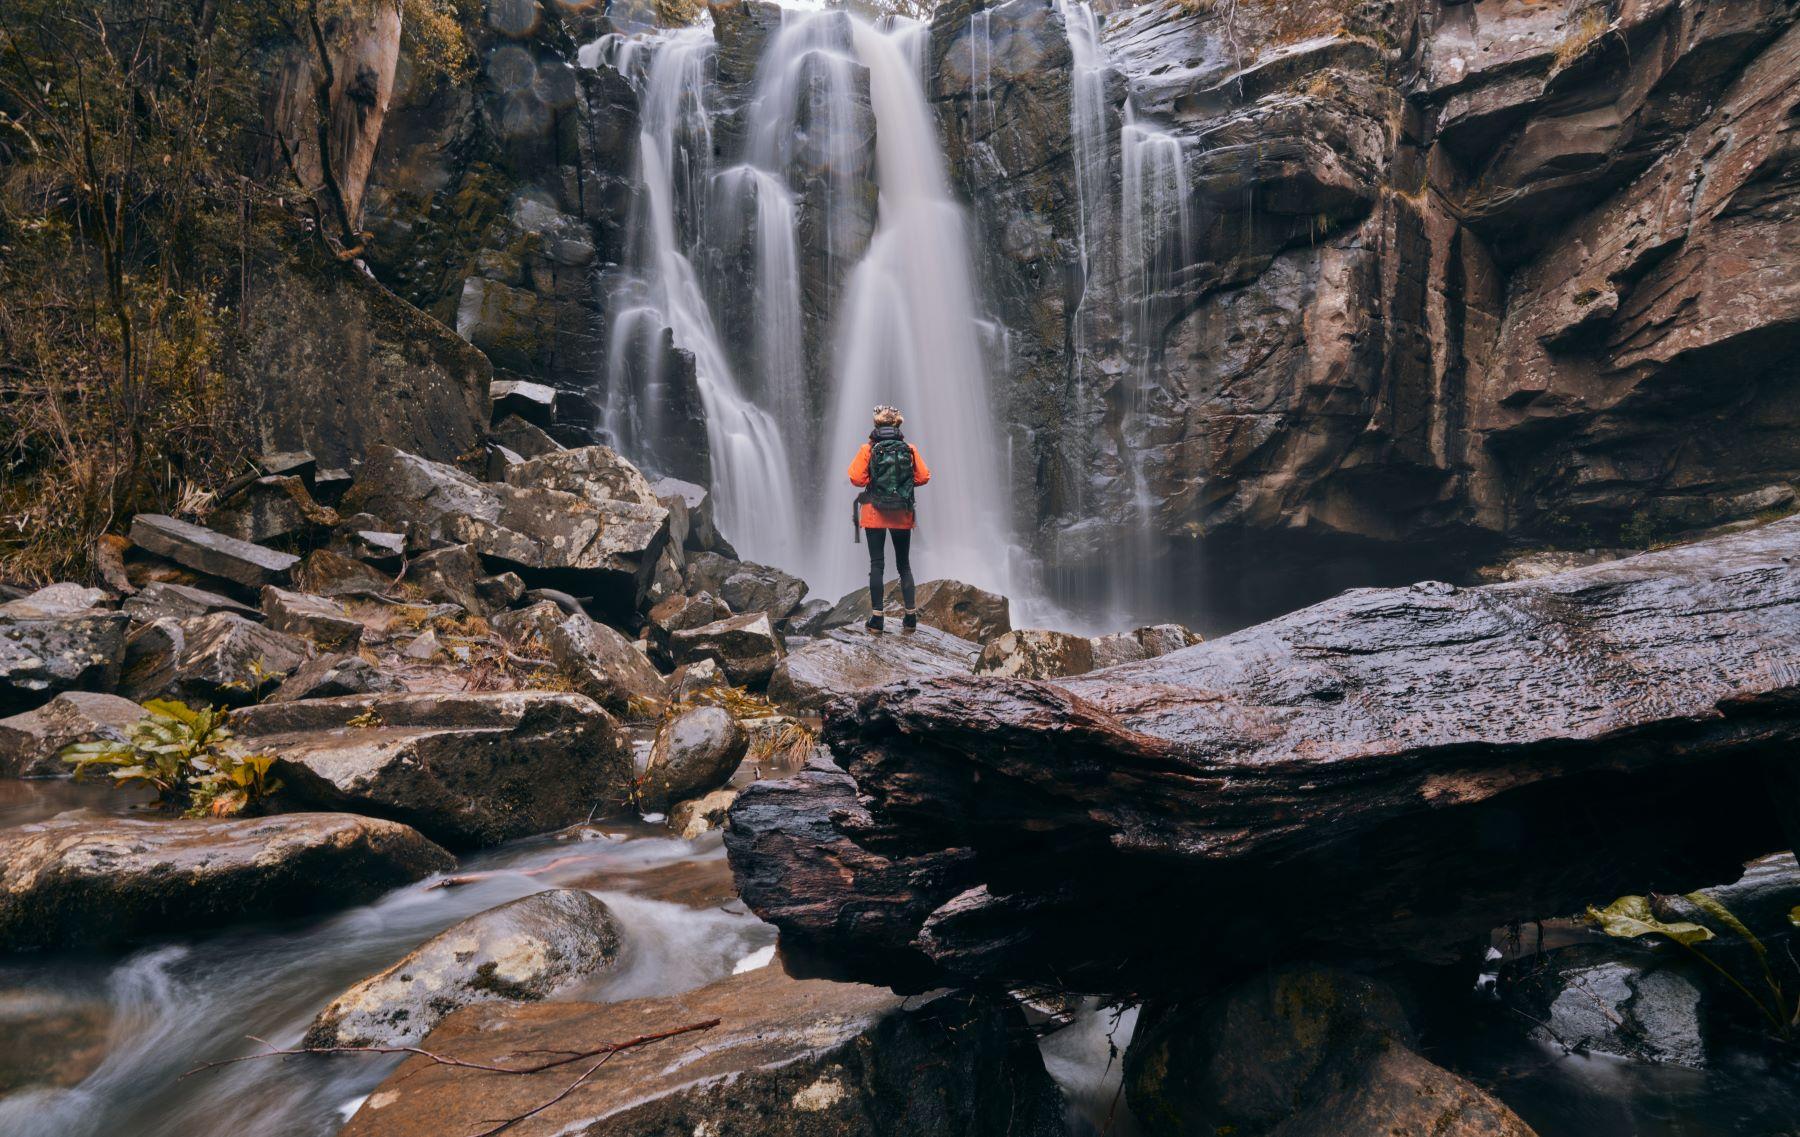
[596,12,1022,606]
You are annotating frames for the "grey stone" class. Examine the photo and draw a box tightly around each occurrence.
[305,890,622,1048]
[641,705,747,810]
[0,692,145,778]
[128,514,299,589]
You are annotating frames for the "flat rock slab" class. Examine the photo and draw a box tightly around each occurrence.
[232,692,632,847]
[306,889,622,1048]
[128,514,299,589]
[121,582,260,624]
[0,692,144,778]
[768,624,981,714]
[340,962,1066,1137]
[732,518,1800,993]
[0,812,452,951]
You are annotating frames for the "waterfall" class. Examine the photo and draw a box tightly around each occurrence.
[811,18,1016,603]
[599,27,803,569]
[1057,0,1110,290]
[589,14,1024,609]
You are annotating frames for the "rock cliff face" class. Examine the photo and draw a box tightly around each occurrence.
[343,0,1800,630]
[926,0,1800,626]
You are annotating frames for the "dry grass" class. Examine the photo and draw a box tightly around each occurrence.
[1553,8,1609,69]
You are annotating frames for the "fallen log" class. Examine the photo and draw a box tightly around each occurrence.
[726,518,1800,995]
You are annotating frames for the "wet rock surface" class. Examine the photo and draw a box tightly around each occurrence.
[0,812,452,951]
[232,692,631,847]
[821,578,1012,643]
[339,961,1067,1137]
[305,889,621,1048]
[668,611,785,689]
[768,624,982,714]
[730,520,1800,992]
[640,705,748,810]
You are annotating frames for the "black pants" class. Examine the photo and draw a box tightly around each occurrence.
[867,528,915,613]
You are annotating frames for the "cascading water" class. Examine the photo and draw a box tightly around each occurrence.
[810,18,1017,603]
[599,27,804,570]
[591,13,1021,606]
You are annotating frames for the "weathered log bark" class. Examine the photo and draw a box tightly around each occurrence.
[726,518,1800,995]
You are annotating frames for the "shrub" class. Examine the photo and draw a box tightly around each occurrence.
[62,699,280,816]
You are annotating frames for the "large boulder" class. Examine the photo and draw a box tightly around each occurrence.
[122,611,312,705]
[341,446,669,615]
[338,962,1067,1137]
[304,890,622,1048]
[684,552,808,622]
[0,691,145,778]
[668,612,785,689]
[503,444,662,508]
[822,579,1012,643]
[1125,966,1536,1137]
[641,705,748,811]
[231,692,633,847]
[0,812,452,951]
[727,520,1800,994]
[205,475,338,544]
[768,624,982,714]
[127,514,299,589]
[0,598,129,716]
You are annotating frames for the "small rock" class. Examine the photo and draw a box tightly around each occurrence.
[128,514,299,589]
[0,691,145,777]
[668,788,739,839]
[475,572,526,609]
[403,628,443,661]
[491,414,563,458]
[304,890,622,1048]
[0,585,111,618]
[0,812,452,951]
[258,450,317,482]
[668,657,726,701]
[0,603,130,716]
[262,586,365,651]
[164,611,312,704]
[207,475,338,544]
[669,612,785,690]
[489,378,557,427]
[642,705,748,810]
[122,582,259,624]
[292,548,394,598]
[402,545,489,614]
[232,692,632,847]
[267,654,403,703]
[974,629,1096,679]
[644,590,730,661]
[1089,624,1202,669]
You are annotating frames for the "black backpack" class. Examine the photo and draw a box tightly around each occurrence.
[867,429,916,511]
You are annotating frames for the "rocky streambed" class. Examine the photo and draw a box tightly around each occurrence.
[3,436,1800,1135]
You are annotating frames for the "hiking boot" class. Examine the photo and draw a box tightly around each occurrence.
[902,610,918,631]
[865,614,884,632]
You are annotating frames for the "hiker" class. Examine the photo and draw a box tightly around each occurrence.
[848,405,931,632]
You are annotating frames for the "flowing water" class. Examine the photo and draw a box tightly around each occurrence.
[0,786,773,1137]
[600,27,805,571]
[591,13,1025,609]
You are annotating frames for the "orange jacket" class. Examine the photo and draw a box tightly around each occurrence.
[849,441,930,530]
